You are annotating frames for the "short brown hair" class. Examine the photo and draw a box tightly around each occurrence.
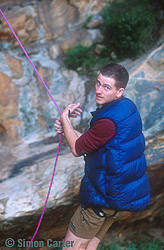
[100,63,129,89]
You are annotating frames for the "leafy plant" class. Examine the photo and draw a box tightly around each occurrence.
[64,0,163,75]
[97,237,164,250]
[64,44,113,76]
[100,0,157,57]
[83,15,93,29]
[65,44,96,74]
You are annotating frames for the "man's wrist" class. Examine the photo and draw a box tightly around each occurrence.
[61,110,70,122]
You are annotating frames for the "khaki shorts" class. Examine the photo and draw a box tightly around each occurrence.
[69,205,119,240]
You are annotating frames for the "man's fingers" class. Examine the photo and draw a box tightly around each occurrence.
[55,119,62,125]
[56,127,63,133]
[61,103,83,120]
[54,120,63,133]
[55,126,63,131]
[54,123,61,128]
[70,114,78,118]
[54,119,62,126]
[69,107,83,117]
[54,119,64,134]
[55,129,63,133]
[71,112,81,117]
[73,108,83,113]
[64,103,82,113]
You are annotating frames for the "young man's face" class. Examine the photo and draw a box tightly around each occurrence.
[95,73,124,105]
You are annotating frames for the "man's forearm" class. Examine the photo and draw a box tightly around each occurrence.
[60,103,83,156]
[61,113,79,157]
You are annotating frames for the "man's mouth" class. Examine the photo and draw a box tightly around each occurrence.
[96,95,103,99]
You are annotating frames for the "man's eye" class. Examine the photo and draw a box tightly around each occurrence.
[105,86,110,90]
[96,81,100,86]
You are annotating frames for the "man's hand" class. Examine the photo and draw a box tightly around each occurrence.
[61,103,83,121]
[55,103,83,157]
[54,103,82,136]
[54,119,64,135]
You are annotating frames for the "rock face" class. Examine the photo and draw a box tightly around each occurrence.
[0,0,107,49]
[0,0,164,248]
[0,6,38,47]
[116,43,164,238]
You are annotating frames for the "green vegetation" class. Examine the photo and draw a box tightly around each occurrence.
[64,0,163,76]
[83,15,93,29]
[65,43,112,76]
[97,237,164,250]
[101,0,156,58]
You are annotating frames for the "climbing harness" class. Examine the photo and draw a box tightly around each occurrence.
[0,9,63,250]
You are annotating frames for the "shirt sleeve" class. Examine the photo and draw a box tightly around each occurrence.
[75,118,116,156]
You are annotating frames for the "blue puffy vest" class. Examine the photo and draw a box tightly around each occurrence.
[80,96,150,212]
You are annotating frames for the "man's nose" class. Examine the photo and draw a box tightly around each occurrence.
[96,85,102,93]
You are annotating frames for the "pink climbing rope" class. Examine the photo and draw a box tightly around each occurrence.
[0,9,62,114]
[0,9,63,250]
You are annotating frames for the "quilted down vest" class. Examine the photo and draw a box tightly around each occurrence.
[80,96,150,211]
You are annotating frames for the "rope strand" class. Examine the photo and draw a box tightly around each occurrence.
[0,9,62,114]
[0,9,63,250]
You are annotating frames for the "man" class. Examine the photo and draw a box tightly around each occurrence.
[55,64,150,250]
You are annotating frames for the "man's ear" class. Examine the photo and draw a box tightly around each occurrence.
[116,88,124,98]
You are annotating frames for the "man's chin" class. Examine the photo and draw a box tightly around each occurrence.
[96,98,103,104]
[96,100,102,105]
[96,99,107,105]
[96,99,113,106]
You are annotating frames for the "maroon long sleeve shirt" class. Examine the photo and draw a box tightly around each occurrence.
[75,119,116,156]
